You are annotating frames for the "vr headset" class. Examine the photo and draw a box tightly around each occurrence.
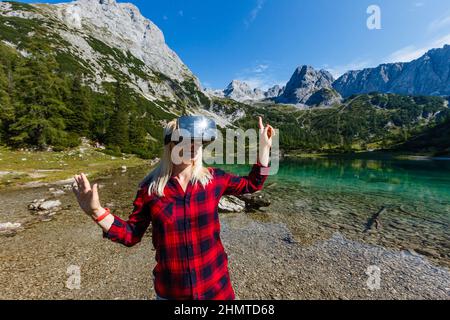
[164,116,217,146]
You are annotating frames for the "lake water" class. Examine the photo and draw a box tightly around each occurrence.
[1,156,449,268]
[220,157,450,268]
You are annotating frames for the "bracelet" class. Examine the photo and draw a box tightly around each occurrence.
[94,207,111,223]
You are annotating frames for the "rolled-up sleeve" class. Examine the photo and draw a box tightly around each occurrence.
[221,162,270,196]
[103,186,151,247]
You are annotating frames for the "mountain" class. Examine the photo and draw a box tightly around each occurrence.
[1,1,448,157]
[0,0,206,105]
[275,65,341,107]
[222,80,266,102]
[0,0,242,156]
[333,45,450,97]
[234,93,449,153]
[265,85,284,99]
[211,65,341,107]
[206,80,283,102]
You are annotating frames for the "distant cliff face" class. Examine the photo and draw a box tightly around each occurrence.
[333,45,450,97]
[275,65,339,106]
[0,0,206,107]
[53,0,194,83]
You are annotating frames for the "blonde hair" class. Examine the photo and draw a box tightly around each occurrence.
[139,119,213,197]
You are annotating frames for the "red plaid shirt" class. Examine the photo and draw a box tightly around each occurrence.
[103,162,269,300]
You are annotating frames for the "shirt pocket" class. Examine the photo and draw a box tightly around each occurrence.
[152,200,175,224]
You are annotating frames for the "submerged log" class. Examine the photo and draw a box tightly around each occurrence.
[364,206,387,232]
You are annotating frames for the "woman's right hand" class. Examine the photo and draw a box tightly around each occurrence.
[72,173,105,218]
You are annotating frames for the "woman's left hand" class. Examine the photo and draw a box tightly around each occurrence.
[258,116,275,166]
[258,116,275,149]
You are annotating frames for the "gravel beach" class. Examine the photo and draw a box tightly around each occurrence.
[0,168,449,300]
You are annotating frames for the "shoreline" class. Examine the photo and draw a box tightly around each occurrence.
[1,203,448,300]
[283,150,450,162]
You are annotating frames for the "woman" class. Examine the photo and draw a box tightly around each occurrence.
[72,116,274,300]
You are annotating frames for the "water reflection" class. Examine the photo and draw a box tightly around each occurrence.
[221,157,450,208]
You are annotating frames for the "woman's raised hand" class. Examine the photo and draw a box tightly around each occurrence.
[72,173,105,218]
[258,116,275,149]
[257,116,275,167]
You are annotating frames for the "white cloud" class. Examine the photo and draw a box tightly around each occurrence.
[253,64,269,73]
[386,33,450,63]
[235,62,285,90]
[326,59,374,78]
[244,0,266,27]
[428,13,450,33]
[414,2,424,7]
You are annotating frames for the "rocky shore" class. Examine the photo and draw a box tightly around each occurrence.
[0,166,449,300]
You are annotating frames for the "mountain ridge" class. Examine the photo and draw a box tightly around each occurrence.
[209,45,450,107]
[333,45,450,97]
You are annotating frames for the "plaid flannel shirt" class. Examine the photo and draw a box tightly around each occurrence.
[103,162,269,300]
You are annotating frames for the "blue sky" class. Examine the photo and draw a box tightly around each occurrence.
[23,0,450,90]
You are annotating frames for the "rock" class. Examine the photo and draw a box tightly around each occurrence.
[281,234,297,244]
[29,199,62,211]
[0,222,22,232]
[237,193,271,212]
[62,184,73,190]
[149,157,160,166]
[219,196,245,213]
[51,189,65,197]
[29,199,46,210]
[121,165,127,172]
[39,200,62,211]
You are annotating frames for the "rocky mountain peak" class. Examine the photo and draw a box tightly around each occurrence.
[275,65,337,105]
[53,0,194,83]
[221,80,266,102]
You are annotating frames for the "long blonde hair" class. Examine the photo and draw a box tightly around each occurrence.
[139,119,213,197]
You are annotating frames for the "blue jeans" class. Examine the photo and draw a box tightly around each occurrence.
[155,293,167,300]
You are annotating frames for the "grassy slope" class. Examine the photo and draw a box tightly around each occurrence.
[0,144,149,190]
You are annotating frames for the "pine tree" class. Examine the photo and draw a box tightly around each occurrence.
[10,43,71,149]
[0,44,16,144]
[66,73,92,137]
[105,81,129,151]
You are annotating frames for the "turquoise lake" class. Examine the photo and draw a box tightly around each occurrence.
[221,157,450,268]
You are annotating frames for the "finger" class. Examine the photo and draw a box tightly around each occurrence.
[81,173,91,191]
[92,183,99,197]
[263,125,269,138]
[267,125,275,138]
[72,185,79,198]
[258,116,264,131]
[74,175,81,188]
[72,179,80,197]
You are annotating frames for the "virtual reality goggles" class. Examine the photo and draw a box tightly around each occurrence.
[164,116,217,145]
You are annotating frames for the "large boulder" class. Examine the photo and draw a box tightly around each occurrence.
[219,196,246,213]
